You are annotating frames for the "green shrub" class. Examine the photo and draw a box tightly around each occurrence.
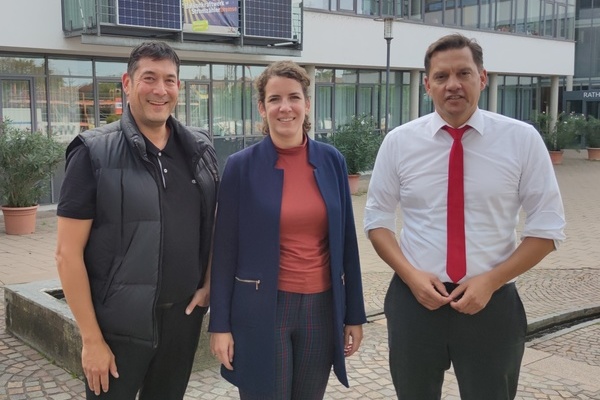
[332,115,383,175]
[0,121,65,207]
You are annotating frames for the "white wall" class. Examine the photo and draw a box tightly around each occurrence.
[0,1,575,77]
[301,12,575,76]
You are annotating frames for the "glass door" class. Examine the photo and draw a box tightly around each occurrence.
[0,78,35,131]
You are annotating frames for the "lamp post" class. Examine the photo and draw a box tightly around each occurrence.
[383,17,393,134]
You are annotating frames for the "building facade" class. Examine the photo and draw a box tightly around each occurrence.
[1,0,592,203]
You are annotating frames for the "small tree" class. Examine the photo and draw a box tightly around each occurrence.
[584,116,600,148]
[332,115,383,175]
[533,112,580,151]
[0,121,65,207]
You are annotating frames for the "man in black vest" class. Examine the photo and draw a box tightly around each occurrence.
[55,41,218,399]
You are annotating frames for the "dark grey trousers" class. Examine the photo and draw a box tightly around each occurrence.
[385,274,527,400]
[85,299,206,400]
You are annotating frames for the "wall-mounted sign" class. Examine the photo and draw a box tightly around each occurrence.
[182,0,239,36]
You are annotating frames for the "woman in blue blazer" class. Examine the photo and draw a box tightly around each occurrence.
[209,60,367,399]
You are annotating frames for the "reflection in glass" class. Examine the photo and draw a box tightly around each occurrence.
[97,81,123,127]
[1,80,32,130]
[316,86,333,132]
[48,59,93,76]
[0,57,45,75]
[212,80,242,137]
[335,85,356,127]
[180,64,210,80]
[49,77,94,143]
[95,61,127,78]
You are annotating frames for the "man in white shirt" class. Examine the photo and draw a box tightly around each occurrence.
[364,33,565,399]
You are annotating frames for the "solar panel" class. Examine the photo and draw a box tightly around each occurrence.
[244,0,293,40]
[117,0,182,30]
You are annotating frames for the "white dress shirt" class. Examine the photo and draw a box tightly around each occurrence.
[364,108,566,283]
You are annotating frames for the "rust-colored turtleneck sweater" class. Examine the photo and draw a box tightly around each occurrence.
[274,136,331,294]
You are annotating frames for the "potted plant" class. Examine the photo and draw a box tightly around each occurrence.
[332,115,383,194]
[533,112,579,164]
[0,120,64,234]
[584,116,600,161]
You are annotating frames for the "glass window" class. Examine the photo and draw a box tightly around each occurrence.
[526,0,541,35]
[180,64,210,80]
[212,64,241,81]
[304,0,330,9]
[358,0,379,15]
[95,61,127,78]
[410,0,423,19]
[212,80,242,137]
[444,0,458,25]
[97,81,123,127]
[479,0,492,29]
[542,1,554,36]
[0,57,45,75]
[556,3,566,38]
[358,85,375,117]
[335,69,358,84]
[49,77,93,143]
[48,59,93,76]
[424,0,443,24]
[316,69,334,83]
[338,0,355,11]
[462,0,479,28]
[35,77,49,133]
[514,0,526,33]
[316,85,333,131]
[241,66,263,136]
[496,0,513,31]
[501,76,519,117]
[359,70,379,84]
[335,85,356,127]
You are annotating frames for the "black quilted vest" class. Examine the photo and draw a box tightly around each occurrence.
[70,107,218,347]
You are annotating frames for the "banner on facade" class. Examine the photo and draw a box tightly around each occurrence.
[182,0,239,36]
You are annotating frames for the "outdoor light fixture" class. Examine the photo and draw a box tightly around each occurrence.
[383,17,394,134]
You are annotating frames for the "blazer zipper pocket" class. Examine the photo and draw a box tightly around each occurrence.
[235,276,261,290]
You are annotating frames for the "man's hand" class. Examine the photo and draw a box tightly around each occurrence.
[82,338,119,395]
[448,274,497,314]
[404,269,453,310]
[186,286,210,315]
[210,332,235,370]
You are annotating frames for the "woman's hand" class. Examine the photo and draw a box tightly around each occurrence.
[210,332,235,370]
[343,325,363,357]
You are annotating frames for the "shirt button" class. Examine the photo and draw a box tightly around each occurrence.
[163,168,168,173]
[191,179,197,184]
[158,152,162,156]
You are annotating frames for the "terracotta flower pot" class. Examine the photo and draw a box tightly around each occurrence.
[586,147,600,161]
[348,174,361,195]
[1,205,39,235]
[548,150,564,165]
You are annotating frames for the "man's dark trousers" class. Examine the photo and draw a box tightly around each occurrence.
[85,298,206,400]
[384,274,527,400]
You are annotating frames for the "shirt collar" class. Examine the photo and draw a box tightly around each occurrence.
[430,109,485,137]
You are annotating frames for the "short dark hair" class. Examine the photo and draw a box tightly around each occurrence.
[424,34,484,75]
[127,41,180,78]
[255,60,311,135]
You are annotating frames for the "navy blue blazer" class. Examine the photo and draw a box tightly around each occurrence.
[209,135,367,395]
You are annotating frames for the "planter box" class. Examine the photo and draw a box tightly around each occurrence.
[4,279,218,378]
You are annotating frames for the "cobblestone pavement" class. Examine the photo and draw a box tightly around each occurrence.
[1,150,600,399]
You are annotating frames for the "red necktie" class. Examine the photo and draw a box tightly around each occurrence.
[443,125,470,283]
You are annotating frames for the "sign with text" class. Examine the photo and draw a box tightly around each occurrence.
[182,0,239,36]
